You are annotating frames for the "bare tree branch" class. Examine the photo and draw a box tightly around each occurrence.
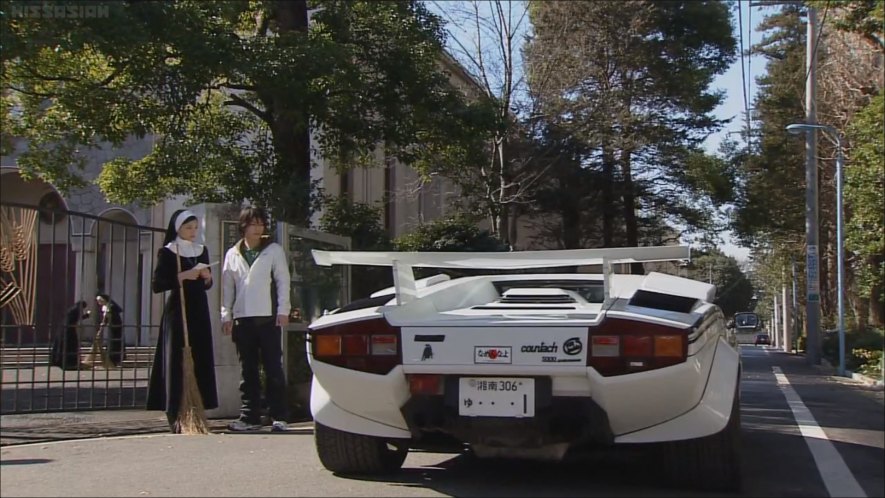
[223,93,270,123]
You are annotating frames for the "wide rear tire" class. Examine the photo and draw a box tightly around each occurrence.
[314,422,409,474]
[661,386,742,491]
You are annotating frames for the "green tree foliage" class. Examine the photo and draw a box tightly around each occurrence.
[747,245,803,324]
[684,249,755,318]
[845,94,884,304]
[393,214,508,252]
[524,1,736,255]
[318,196,390,251]
[727,5,808,328]
[808,0,884,49]
[737,3,883,328]
[1,0,491,223]
[317,195,392,298]
[393,214,508,280]
[731,4,807,249]
[523,125,607,249]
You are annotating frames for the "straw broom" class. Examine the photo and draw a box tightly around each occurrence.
[174,244,209,434]
[83,321,113,369]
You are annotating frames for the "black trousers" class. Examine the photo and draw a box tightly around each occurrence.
[108,325,124,366]
[232,316,288,423]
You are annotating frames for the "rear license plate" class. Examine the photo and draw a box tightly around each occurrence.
[458,377,535,417]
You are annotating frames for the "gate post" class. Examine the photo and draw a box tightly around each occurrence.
[70,230,98,327]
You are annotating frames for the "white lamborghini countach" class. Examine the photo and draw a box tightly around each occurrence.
[306,246,741,491]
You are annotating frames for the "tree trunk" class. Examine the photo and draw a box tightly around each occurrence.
[869,255,885,327]
[856,295,869,330]
[496,140,510,246]
[561,202,580,249]
[620,151,642,275]
[601,147,614,247]
[870,287,884,327]
[498,207,509,246]
[507,204,519,250]
[819,215,833,323]
[266,0,311,225]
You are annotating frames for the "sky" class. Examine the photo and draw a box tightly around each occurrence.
[702,1,768,264]
[428,1,770,264]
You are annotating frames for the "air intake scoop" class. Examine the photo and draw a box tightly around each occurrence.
[500,288,581,304]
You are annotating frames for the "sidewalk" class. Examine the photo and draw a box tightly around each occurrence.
[1,353,879,448]
[0,410,232,446]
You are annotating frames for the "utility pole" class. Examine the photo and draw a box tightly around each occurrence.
[792,256,799,353]
[803,6,822,365]
[773,294,780,348]
[783,279,792,354]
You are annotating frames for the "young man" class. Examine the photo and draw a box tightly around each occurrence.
[221,206,291,432]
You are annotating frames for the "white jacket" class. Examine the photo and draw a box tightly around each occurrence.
[221,241,291,322]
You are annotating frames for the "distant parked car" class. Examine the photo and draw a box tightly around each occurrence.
[754,334,771,346]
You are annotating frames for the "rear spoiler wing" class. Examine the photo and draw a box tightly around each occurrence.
[312,245,691,305]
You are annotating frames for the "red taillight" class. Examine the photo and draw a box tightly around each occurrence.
[310,318,401,375]
[591,335,619,357]
[623,335,653,357]
[342,335,368,356]
[408,374,443,395]
[587,317,689,376]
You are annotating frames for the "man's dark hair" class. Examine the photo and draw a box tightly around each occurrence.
[238,206,270,235]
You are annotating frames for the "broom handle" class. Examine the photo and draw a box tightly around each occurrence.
[175,243,191,349]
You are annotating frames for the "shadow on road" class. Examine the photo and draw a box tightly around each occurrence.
[336,446,737,497]
[0,458,53,466]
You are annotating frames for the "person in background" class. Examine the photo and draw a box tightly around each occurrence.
[221,206,291,432]
[96,293,124,367]
[146,209,219,433]
[51,300,90,370]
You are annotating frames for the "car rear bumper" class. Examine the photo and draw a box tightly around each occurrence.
[401,388,614,448]
[309,336,738,445]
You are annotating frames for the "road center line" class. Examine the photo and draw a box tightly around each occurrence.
[772,366,867,498]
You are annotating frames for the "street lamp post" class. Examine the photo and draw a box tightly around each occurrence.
[786,123,846,376]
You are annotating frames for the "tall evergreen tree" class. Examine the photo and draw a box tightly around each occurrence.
[524,1,735,264]
[730,4,807,269]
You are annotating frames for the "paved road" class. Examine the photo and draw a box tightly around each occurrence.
[1,347,882,497]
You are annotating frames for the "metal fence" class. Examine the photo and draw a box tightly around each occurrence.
[1,201,166,414]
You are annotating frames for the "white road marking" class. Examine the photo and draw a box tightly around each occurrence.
[773,366,867,497]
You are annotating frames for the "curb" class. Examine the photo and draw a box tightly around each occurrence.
[0,415,315,447]
[815,358,885,391]
[851,372,885,390]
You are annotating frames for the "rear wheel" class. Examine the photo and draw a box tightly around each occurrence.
[314,422,409,474]
[660,386,742,491]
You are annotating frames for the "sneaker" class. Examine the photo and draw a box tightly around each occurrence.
[227,420,261,432]
[271,420,288,432]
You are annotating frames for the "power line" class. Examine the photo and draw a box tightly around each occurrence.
[747,3,753,130]
[745,5,753,145]
[738,3,750,135]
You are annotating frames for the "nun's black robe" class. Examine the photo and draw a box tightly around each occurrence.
[146,246,219,416]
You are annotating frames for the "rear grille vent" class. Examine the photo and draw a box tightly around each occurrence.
[499,295,577,304]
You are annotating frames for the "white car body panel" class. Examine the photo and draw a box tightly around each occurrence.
[616,336,741,442]
[308,360,411,430]
[306,245,740,461]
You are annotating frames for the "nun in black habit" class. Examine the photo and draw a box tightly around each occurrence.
[50,300,89,370]
[146,209,219,433]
